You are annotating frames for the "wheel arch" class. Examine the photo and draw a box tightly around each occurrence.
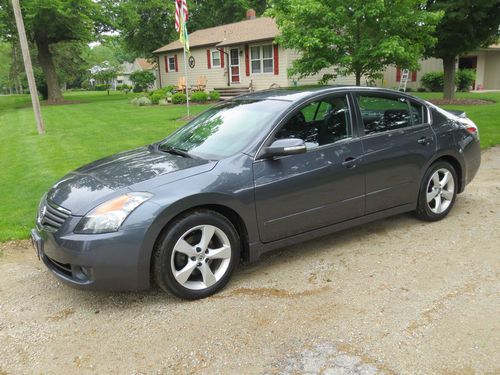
[422,151,465,194]
[145,200,252,287]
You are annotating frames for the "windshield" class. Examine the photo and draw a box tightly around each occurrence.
[159,100,289,159]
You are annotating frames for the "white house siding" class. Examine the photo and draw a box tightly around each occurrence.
[157,44,291,91]
[285,49,358,87]
[483,50,500,89]
[383,58,443,90]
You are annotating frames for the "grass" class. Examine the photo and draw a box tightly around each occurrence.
[0,89,498,243]
[0,91,209,242]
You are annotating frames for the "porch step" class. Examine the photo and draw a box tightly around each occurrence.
[214,86,251,100]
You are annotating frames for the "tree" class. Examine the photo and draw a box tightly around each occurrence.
[90,61,119,94]
[425,0,500,99]
[129,70,156,92]
[269,0,442,85]
[0,0,112,102]
[117,0,268,57]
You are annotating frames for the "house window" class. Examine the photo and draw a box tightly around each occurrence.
[250,44,273,74]
[211,50,221,68]
[168,57,176,72]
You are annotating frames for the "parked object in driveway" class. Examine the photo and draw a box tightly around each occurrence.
[31,87,481,299]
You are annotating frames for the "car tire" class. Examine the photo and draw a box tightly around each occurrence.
[153,209,240,299]
[415,161,458,222]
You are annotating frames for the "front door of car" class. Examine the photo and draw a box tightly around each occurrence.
[354,93,436,214]
[253,94,365,243]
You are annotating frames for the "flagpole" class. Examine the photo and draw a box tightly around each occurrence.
[180,4,190,118]
[183,46,190,118]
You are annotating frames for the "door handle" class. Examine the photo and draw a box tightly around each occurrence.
[417,136,434,145]
[342,156,358,169]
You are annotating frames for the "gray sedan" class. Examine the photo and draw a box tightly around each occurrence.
[31,87,481,299]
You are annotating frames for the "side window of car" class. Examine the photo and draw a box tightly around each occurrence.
[275,95,351,149]
[357,95,411,134]
[409,101,425,125]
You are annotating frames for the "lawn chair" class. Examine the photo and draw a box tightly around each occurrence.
[177,76,187,92]
[192,75,207,92]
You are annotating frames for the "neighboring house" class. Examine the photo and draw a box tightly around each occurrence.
[152,10,358,92]
[116,58,159,89]
[153,11,500,92]
[383,44,500,90]
[116,61,133,87]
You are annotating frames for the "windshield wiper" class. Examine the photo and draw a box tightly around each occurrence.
[159,145,199,159]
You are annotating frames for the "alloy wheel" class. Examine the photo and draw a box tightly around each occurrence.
[426,168,455,214]
[170,224,232,290]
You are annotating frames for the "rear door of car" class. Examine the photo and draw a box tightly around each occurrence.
[352,91,436,214]
[253,93,365,243]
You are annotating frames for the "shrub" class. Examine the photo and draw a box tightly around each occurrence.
[130,70,156,92]
[420,72,444,92]
[172,93,187,104]
[417,87,427,92]
[117,84,132,91]
[191,91,208,103]
[81,80,90,90]
[95,83,110,91]
[150,91,164,104]
[456,69,475,92]
[130,96,152,106]
[209,90,221,101]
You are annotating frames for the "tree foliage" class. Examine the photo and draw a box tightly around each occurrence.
[129,70,156,92]
[269,0,442,85]
[0,0,112,102]
[425,0,500,99]
[117,0,268,57]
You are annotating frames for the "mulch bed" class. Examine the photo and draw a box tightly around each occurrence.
[429,98,495,106]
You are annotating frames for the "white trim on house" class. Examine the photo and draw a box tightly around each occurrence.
[250,43,274,75]
[210,49,221,68]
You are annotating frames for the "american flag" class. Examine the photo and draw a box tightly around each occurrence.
[175,0,188,32]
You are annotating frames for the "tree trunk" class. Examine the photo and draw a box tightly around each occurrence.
[35,38,63,103]
[442,56,456,100]
[355,71,361,86]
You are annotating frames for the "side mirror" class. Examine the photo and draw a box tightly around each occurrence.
[261,138,307,159]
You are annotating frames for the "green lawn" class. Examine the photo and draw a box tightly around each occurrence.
[0,91,209,242]
[0,89,498,243]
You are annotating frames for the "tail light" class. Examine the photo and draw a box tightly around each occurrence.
[457,117,479,139]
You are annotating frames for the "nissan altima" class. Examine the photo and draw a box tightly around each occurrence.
[31,87,481,299]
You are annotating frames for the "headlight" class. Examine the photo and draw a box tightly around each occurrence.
[74,192,152,234]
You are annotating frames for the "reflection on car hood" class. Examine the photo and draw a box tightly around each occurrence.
[47,147,215,215]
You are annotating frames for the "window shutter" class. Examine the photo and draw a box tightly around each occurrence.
[411,71,417,82]
[174,54,178,72]
[207,49,211,69]
[396,66,401,82]
[245,45,250,76]
[273,45,279,75]
[165,56,168,73]
[220,49,224,68]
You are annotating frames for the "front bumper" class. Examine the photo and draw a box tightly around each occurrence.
[31,221,153,291]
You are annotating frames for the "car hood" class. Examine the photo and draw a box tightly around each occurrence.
[47,146,216,215]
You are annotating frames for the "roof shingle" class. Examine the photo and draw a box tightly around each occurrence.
[153,17,278,53]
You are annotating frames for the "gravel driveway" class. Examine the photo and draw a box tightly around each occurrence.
[1,147,499,375]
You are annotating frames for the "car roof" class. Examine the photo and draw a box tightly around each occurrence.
[233,86,422,103]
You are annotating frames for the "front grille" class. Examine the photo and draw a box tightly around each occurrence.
[38,199,71,232]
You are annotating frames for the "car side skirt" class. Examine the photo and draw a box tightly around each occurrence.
[248,202,416,262]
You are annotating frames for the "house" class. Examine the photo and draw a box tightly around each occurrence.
[153,11,500,93]
[117,58,159,89]
[383,44,500,90]
[152,10,357,93]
